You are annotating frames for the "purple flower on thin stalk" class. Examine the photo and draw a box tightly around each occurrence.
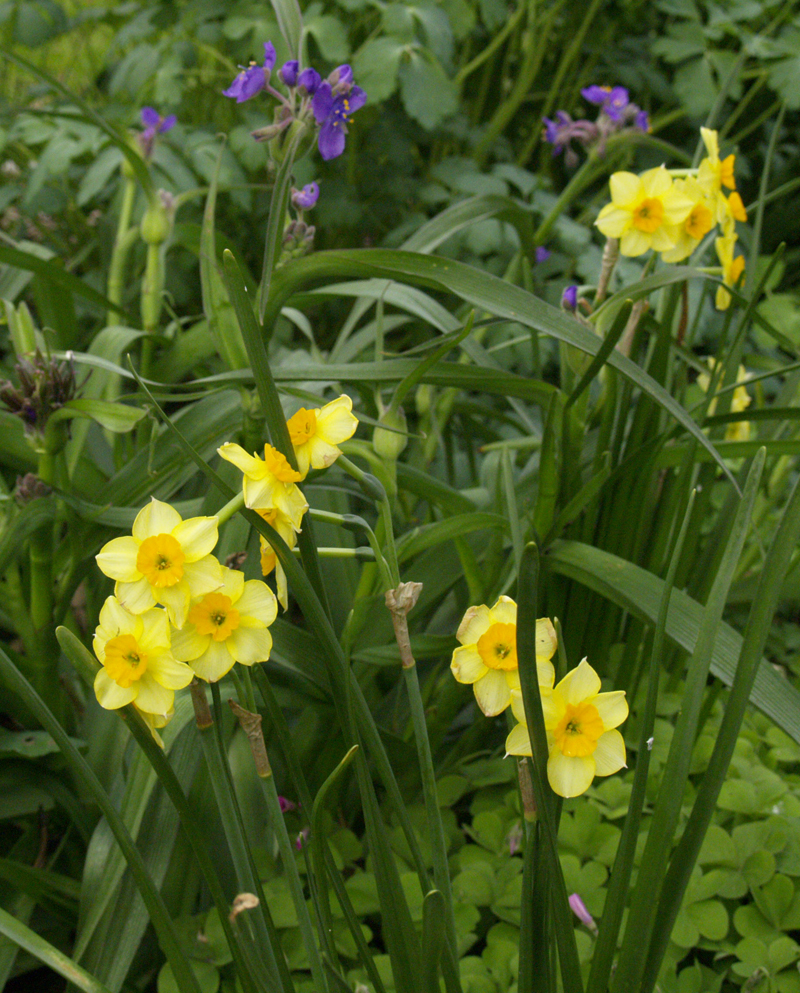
[562,285,578,312]
[223,42,277,103]
[569,893,598,934]
[279,60,299,87]
[635,109,651,133]
[543,85,649,166]
[581,85,630,122]
[138,108,176,158]
[312,81,367,160]
[295,826,310,850]
[535,246,551,263]
[297,67,321,96]
[291,182,319,210]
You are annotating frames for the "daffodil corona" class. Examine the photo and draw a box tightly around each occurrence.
[506,658,628,798]
[95,498,223,628]
[93,596,193,717]
[450,596,556,716]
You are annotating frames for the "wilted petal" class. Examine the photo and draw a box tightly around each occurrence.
[547,750,595,798]
[94,669,137,710]
[456,604,493,645]
[474,669,512,716]
[96,536,140,582]
[133,498,181,541]
[450,646,488,684]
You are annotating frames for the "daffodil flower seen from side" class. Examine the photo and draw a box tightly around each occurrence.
[697,358,752,442]
[93,596,193,717]
[286,394,359,478]
[506,658,628,798]
[171,566,278,682]
[95,498,223,629]
[217,442,308,525]
[450,596,557,716]
[256,506,303,611]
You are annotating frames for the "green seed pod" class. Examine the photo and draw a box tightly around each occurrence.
[140,202,170,245]
[415,382,434,416]
[372,406,407,461]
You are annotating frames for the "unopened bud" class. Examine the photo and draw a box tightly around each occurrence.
[372,406,407,461]
[140,202,170,244]
[251,122,286,143]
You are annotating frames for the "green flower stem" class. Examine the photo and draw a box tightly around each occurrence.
[28,452,58,710]
[0,905,113,993]
[140,242,164,378]
[217,490,245,526]
[230,699,328,993]
[531,152,609,248]
[337,454,400,586]
[454,2,525,87]
[106,175,137,324]
[0,644,203,993]
[201,681,294,993]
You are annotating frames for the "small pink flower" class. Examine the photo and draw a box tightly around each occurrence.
[569,893,598,934]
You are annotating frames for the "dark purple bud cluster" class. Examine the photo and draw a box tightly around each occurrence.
[0,350,79,441]
[138,107,176,160]
[222,43,367,165]
[543,86,650,168]
[14,472,52,505]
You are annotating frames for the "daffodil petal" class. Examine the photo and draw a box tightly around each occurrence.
[96,536,140,582]
[593,690,629,729]
[243,474,277,509]
[535,618,557,660]
[473,668,512,716]
[183,556,224,598]
[593,729,626,776]
[218,567,246,602]
[609,171,641,206]
[97,595,139,637]
[236,580,277,625]
[547,750,595,798]
[537,658,555,691]
[137,607,170,652]
[559,659,601,706]
[116,576,157,615]
[450,646,488,684]
[217,443,266,477]
[133,498,182,541]
[595,205,631,239]
[456,604,493,645]
[510,689,526,724]
[306,437,344,470]
[640,166,671,198]
[147,652,194,689]
[541,690,561,728]
[94,669,137,710]
[173,516,219,561]
[229,625,273,665]
[170,623,209,661]
[490,595,517,626]
[505,722,532,757]
[190,640,235,682]
[506,669,520,691]
[133,673,174,716]
[317,395,358,442]
[157,583,191,629]
[619,228,653,257]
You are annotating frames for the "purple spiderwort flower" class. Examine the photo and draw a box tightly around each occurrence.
[295,826,310,850]
[569,894,598,934]
[291,182,319,210]
[562,286,578,312]
[312,81,367,160]
[223,41,276,103]
[535,246,551,263]
[279,60,299,87]
[297,67,321,96]
[329,64,353,91]
[635,109,651,133]
[581,85,629,122]
[139,108,176,158]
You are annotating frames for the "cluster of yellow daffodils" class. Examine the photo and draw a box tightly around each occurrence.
[94,498,278,720]
[506,659,629,799]
[219,395,358,609]
[595,128,747,310]
[697,358,752,442]
[450,596,556,716]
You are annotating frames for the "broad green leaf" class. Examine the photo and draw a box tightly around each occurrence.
[352,37,405,100]
[398,49,458,129]
[54,398,146,433]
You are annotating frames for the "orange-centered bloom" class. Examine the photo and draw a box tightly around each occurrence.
[286,394,359,478]
[93,596,193,717]
[450,596,557,716]
[660,177,715,264]
[217,442,308,524]
[506,658,628,798]
[95,498,223,628]
[171,565,278,682]
[595,167,694,257]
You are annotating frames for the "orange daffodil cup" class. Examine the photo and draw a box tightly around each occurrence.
[506,659,628,798]
[450,596,557,716]
[594,127,747,310]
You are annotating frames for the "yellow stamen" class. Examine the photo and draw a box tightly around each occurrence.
[553,701,605,758]
[287,408,317,445]
[104,634,148,687]
[189,593,240,642]
[477,622,518,672]
[136,533,185,588]
[263,444,302,483]
[632,197,664,233]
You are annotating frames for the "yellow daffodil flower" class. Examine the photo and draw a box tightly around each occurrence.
[171,566,278,682]
[595,166,694,257]
[450,596,556,716]
[715,232,745,311]
[660,177,715,263]
[256,507,303,610]
[697,358,751,442]
[93,596,193,717]
[697,127,740,233]
[96,498,223,628]
[217,442,308,525]
[506,658,627,798]
[287,395,359,478]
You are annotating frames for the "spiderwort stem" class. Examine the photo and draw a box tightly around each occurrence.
[107,176,137,324]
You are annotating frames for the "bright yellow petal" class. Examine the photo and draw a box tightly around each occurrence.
[94,669,137,710]
[535,618,557,660]
[132,498,182,542]
[229,625,273,665]
[133,673,174,716]
[541,690,562,728]
[619,228,653,257]
[190,640,236,682]
[558,659,601,706]
[147,652,194,689]
[456,604,493,645]
[305,436,344,471]
[116,576,157,615]
[595,204,631,239]
[510,689,526,724]
[316,395,359,444]
[172,516,219,562]
[593,729,626,776]
[156,583,191,629]
[217,443,266,478]
[505,722,532,757]
[547,749,595,798]
[451,646,488,684]
[473,669,512,716]
[136,607,171,653]
[235,580,277,625]
[97,595,139,638]
[489,595,517,626]
[609,171,642,207]
[700,127,719,161]
[537,658,556,691]
[593,690,628,730]
[170,623,210,661]
[96,536,140,582]
[182,556,224,598]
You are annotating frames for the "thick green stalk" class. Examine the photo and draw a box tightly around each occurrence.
[106,175,137,324]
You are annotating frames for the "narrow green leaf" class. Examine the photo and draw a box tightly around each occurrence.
[52,398,146,433]
[273,0,303,58]
[421,890,447,993]
[543,452,611,546]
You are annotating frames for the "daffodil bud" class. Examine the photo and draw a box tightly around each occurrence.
[372,406,407,461]
[415,383,434,416]
[140,202,170,245]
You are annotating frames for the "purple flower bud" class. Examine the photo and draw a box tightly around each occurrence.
[278,796,296,813]
[279,60,299,87]
[262,42,277,72]
[635,109,651,133]
[329,64,354,92]
[562,285,578,311]
[581,85,630,122]
[295,826,310,850]
[569,893,596,932]
[291,182,319,210]
[535,246,551,263]
[223,42,277,102]
[297,67,321,96]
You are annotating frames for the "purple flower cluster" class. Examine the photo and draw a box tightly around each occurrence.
[543,85,650,168]
[222,43,366,163]
[138,107,176,159]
